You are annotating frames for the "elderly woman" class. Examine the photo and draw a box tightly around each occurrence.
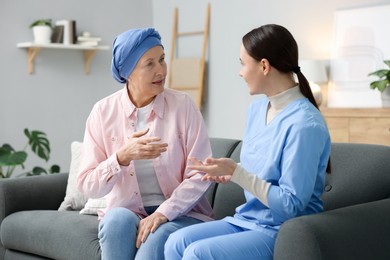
[77,28,213,260]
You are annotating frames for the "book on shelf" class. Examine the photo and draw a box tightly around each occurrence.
[51,25,64,43]
[77,36,102,42]
[54,20,76,44]
[76,34,102,47]
[76,41,99,47]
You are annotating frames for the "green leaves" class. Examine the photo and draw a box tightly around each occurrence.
[368,60,390,93]
[370,79,389,92]
[50,164,61,173]
[368,69,389,78]
[29,19,53,29]
[24,128,50,162]
[0,146,27,166]
[0,128,60,178]
[25,165,61,176]
[0,144,28,178]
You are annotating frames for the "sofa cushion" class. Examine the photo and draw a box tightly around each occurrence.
[275,198,390,260]
[57,141,107,216]
[209,138,241,159]
[1,210,100,260]
[58,141,88,211]
[322,143,390,211]
[80,197,107,215]
[5,250,51,260]
[213,181,245,219]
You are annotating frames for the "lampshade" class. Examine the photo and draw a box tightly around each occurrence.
[299,59,328,83]
[299,59,328,106]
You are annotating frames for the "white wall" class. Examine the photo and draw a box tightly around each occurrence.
[0,0,153,174]
[152,0,390,139]
[2,0,390,174]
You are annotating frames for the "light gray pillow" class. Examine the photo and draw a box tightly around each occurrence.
[80,197,107,215]
[58,141,88,211]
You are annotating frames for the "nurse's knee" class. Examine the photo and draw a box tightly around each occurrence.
[183,240,212,260]
[164,228,190,259]
[166,226,190,247]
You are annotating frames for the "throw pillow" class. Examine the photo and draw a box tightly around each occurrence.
[58,141,88,211]
[80,197,107,215]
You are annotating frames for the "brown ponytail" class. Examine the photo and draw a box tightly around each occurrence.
[294,70,319,110]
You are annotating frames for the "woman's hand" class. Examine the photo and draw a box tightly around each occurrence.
[116,128,168,166]
[187,157,237,182]
[136,211,168,248]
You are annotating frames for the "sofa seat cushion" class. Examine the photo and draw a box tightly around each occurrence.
[1,210,100,260]
[322,143,390,211]
[275,198,390,260]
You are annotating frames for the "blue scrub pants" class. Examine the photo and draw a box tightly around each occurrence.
[98,207,202,260]
[164,220,275,260]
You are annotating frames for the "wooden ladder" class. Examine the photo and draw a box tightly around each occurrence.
[168,3,211,110]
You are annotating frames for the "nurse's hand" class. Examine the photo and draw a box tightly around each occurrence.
[187,157,237,181]
[117,128,168,166]
[136,211,168,248]
[201,175,232,183]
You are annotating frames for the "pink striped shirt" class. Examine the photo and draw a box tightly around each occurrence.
[77,87,213,221]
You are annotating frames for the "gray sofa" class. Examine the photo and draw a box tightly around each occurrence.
[1,138,390,260]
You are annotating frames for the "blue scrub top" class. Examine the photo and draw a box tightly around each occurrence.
[225,97,331,237]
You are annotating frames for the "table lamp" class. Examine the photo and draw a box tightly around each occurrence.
[299,59,328,106]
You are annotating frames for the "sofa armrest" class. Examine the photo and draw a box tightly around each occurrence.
[0,173,68,220]
[274,198,390,260]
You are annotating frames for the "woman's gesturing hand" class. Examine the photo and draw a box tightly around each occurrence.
[117,128,168,166]
[136,212,168,248]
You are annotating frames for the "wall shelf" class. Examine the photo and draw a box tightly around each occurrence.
[17,42,110,75]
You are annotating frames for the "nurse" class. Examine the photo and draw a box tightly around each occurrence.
[164,24,331,260]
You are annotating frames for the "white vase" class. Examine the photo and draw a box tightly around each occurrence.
[32,26,52,44]
[381,86,390,107]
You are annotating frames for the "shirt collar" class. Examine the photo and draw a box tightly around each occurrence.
[268,85,304,111]
[120,86,165,119]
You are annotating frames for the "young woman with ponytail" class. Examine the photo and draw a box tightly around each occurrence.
[164,24,331,260]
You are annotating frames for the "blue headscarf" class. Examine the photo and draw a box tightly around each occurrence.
[111,28,163,83]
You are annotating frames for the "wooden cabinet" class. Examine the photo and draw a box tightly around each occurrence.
[321,108,390,146]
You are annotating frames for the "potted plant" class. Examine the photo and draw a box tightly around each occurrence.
[368,60,390,107]
[0,128,60,178]
[29,19,53,44]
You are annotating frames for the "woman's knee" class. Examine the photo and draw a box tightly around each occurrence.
[98,207,139,238]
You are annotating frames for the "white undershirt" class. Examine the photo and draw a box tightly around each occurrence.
[266,85,304,124]
[133,101,165,207]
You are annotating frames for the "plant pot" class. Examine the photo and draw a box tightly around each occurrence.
[381,86,390,107]
[32,26,52,44]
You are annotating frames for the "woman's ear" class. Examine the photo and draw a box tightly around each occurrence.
[259,58,270,75]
